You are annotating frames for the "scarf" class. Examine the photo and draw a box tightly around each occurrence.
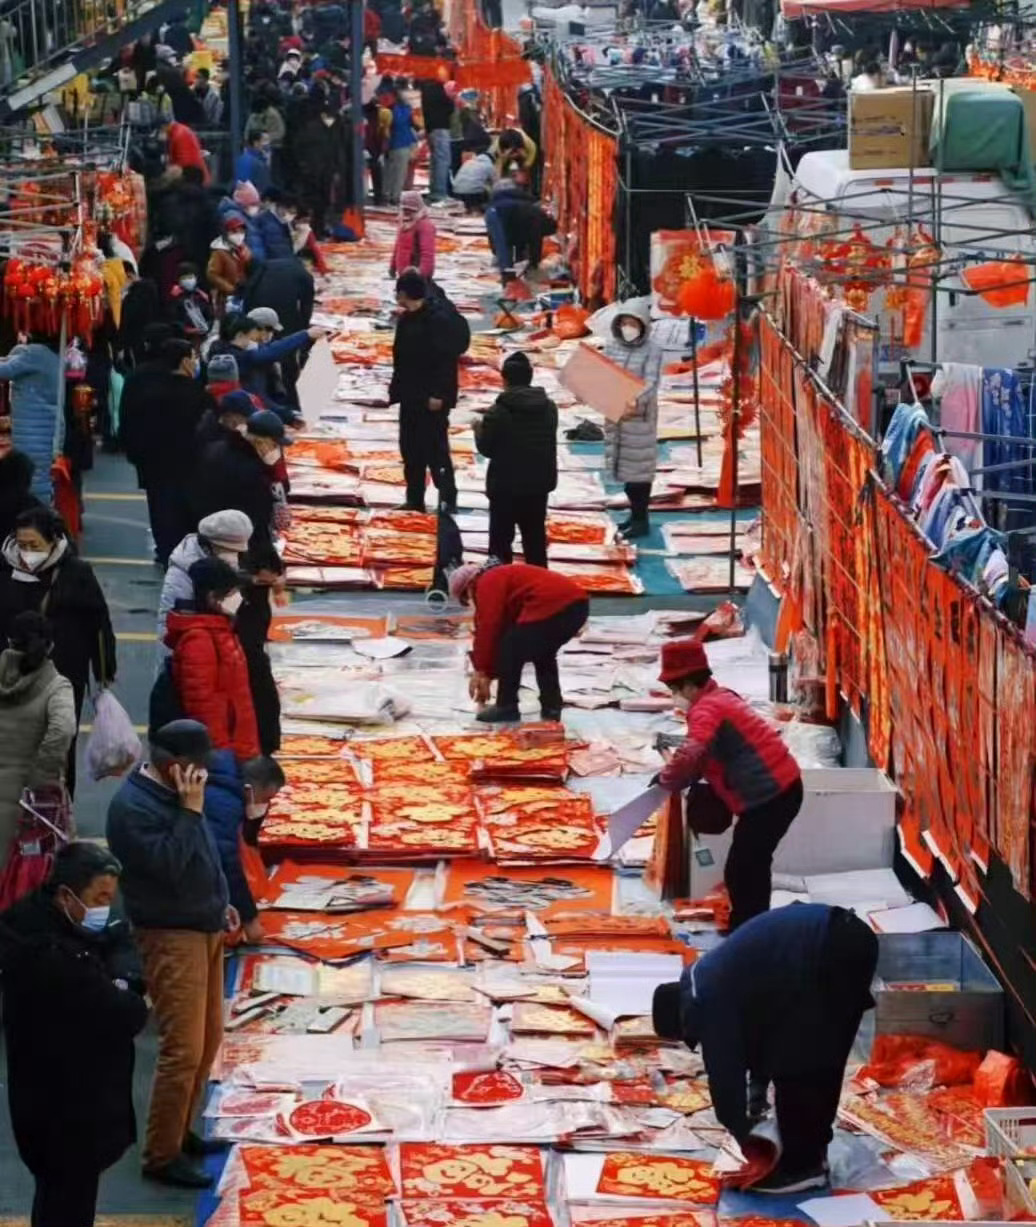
[2,533,69,583]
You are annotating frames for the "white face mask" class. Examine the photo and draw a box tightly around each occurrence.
[246,205,261,218]
[322,115,335,126]
[228,232,246,247]
[672,692,690,712]
[180,276,197,291]
[620,322,642,343]
[220,590,244,616]
[245,799,270,820]
[80,904,111,933]
[262,446,282,466]
[19,549,49,570]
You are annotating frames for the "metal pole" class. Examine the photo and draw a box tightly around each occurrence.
[728,300,741,595]
[689,315,702,469]
[227,0,244,167]
[350,0,365,223]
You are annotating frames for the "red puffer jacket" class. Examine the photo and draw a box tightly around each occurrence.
[470,563,586,676]
[165,611,260,760]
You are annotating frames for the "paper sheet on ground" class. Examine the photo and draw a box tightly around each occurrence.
[798,1193,882,1226]
[604,784,667,855]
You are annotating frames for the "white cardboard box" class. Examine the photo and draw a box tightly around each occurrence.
[688,768,899,898]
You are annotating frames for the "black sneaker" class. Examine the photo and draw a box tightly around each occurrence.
[749,1164,828,1195]
[143,1154,214,1189]
[183,1129,226,1157]
[475,704,522,723]
[541,708,563,722]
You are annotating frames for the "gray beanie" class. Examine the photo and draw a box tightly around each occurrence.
[198,509,253,550]
[206,353,239,384]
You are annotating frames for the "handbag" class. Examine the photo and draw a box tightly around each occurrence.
[685,780,733,835]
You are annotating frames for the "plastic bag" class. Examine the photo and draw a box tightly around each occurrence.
[859,1034,981,1089]
[974,1050,1035,1107]
[86,689,141,781]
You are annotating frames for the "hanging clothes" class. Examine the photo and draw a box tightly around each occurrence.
[932,363,982,474]
[981,367,1030,520]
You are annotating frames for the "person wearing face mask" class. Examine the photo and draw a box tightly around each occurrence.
[157,509,254,659]
[235,131,273,196]
[296,103,354,235]
[167,260,214,342]
[0,612,76,865]
[0,841,148,1225]
[602,299,671,541]
[389,190,436,279]
[652,639,803,933]
[193,408,288,571]
[106,719,240,1189]
[227,314,322,423]
[207,217,252,312]
[255,187,298,259]
[124,338,214,566]
[0,508,116,798]
[196,386,263,450]
[204,754,285,945]
[216,181,269,263]
[163,557,260,761]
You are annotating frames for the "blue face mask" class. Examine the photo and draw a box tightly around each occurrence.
[66,889,110,932]
[81,905,111,933]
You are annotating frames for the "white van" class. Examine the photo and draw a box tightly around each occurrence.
[779,148,1036,371]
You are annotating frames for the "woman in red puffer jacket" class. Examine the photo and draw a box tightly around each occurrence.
[163,556,259,761]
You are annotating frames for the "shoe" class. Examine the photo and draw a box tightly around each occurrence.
[475,704,522,723]
[749,1164,828,1195]
[143,1154,213,1189]
[620,519,651,540]
[393,502,425,512]
[183,1129,226,1157]
[540,708,562,722]
[616,517,633,533]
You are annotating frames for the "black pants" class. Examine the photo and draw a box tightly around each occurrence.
[399,401,456,510]
[725,776,803,932]
[625,481,652,522]
[488,492,548,567]
[32,1169,100,1227]
[145,477,193,566]
[495,598,589,710]
[775,910,878,1171]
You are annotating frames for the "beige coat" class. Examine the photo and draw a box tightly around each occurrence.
[0,650,77,860]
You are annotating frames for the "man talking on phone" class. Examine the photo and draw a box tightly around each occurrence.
[107,720,240,1190]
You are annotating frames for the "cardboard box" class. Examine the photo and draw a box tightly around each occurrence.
[688,767,898,898]
[849,87,933,170]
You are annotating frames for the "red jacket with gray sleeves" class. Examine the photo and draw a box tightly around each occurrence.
[659,680,800,813]
[471,564,585,676]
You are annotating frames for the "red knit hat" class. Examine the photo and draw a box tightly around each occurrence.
[658,638,709,684]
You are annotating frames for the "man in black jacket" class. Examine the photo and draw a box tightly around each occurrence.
[106,720,238,1190]
[474,351,557,566]
[193,408,282,570]
[389,271,470,512]
[652,903,878,1195]
[122,338,214,565]
[0,842,148,1227]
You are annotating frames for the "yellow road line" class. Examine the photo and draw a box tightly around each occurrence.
[115,631,158,642]
[84,556,156,566]
[83,492,147,502]
[80,723,148,734]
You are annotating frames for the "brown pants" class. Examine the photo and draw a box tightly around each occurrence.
[136,929,224,1168]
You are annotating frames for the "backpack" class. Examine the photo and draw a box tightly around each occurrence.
[148,657,185,739]
[433,294,471,359]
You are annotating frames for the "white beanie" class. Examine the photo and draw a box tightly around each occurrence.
[198,509,253,550]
